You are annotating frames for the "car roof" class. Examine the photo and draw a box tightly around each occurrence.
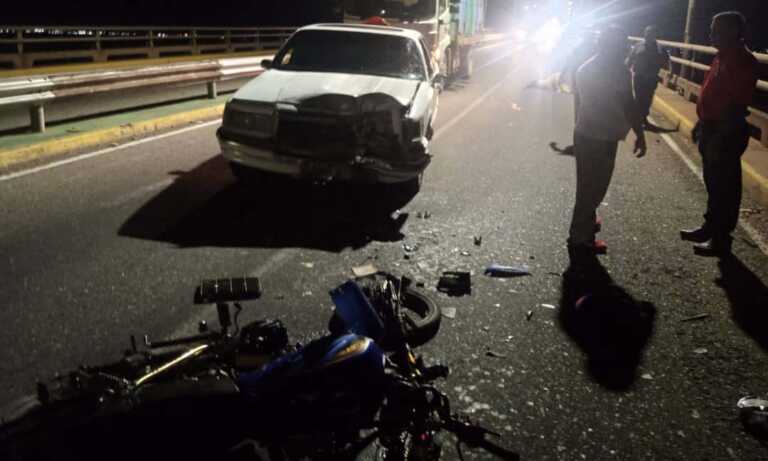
[298,23,424,41]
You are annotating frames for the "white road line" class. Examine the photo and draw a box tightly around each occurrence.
[101,177,174,209]
[652,117,768,256]
[0,120,221,183]
[434,67,517,140]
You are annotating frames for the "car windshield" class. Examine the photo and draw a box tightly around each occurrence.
[273,30,426,81]
[344,0,435,21]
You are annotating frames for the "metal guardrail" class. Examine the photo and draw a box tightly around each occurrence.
[0,25,296,69]
[629,36,768,147]
[0,56,271,132]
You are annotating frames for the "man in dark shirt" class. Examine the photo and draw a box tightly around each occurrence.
[626,26,670,127]
[680,11,758,257]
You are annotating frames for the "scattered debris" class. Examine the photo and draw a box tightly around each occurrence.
[484,264,531,278]
[738,397,768,440]
[485,350,507,359]
[676,430,686,438]
[442,307,457,319]
[692,409,700,419]
[547,271,562,277]
[511,103,522,112]
[541,303,556,309]
[474,236,483,246]
[693,348,708,355]
[416,211,432,219]
[460,250,472,257]
[437,271,472,296]
[741,237,759,249]
[275,294,285,300]
[526,310,534,321]
[302,291,313,297]
[351,263,378,278]
[681,313,710,322]
[482,326,491,332]
[740,208,762,216]
[641,373,653,380]
[301,262,314,269]
[466,402,491,414]
[403,243,418,253]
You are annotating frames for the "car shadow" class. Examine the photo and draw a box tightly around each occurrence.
[558,261,657,391]
[118,155,417,251]
[716,256,768,351]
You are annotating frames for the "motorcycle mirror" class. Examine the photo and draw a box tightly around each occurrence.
[194,278,262,304]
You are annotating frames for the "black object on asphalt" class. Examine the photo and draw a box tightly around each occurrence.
[738,397,768,440]
[438,271,472,296]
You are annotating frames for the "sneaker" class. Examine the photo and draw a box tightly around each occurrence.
[593,239,608,255]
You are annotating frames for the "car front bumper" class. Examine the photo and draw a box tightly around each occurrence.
[217,128,430,184]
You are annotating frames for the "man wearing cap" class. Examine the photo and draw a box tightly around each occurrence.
[680,11,758,257]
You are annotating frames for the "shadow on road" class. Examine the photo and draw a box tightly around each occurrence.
[119,155,417,251]
[548,142,574,156]
[558,262,657,391]
[717,256,768,351]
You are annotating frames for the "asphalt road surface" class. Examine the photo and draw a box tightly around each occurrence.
[2,42,768,460]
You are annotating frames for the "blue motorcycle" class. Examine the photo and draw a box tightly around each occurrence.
[0,273,517,461]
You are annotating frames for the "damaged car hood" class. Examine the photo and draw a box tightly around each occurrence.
[233,70,422,107]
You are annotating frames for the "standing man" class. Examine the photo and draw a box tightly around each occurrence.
[568,26,647,270]
[680,11,758,257]
[626,26,671,127]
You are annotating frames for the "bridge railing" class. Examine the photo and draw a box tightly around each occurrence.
[0,56,271,132]
[629,36,768,147]
[0,25,296,69]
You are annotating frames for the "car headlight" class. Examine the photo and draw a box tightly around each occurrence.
[223,100,276,137]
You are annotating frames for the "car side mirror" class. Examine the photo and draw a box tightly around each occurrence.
[432,74,447,91]
[261,59,273,70]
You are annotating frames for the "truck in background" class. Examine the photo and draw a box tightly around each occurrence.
[341,0,487,80]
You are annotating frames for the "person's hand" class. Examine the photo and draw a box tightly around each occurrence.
[634,135,647,158]
[692,120,703,144]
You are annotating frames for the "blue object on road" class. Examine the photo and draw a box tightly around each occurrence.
[484,264,531,277]
[330,281,385,341]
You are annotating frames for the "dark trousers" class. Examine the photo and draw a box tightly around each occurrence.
[569,133,618,246]
[699,121,750,240]
[633,74,658,121]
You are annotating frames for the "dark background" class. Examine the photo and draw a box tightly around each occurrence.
[4,0,768,51]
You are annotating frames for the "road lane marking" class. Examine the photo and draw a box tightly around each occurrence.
[653,118,768,256]
[0,120,221,183]
[101,178,175,209]
[434,66,519,141]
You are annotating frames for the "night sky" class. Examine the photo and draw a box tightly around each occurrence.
[5,0,768,51]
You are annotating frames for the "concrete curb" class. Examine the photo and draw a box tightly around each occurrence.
[652,94,768,208]
[0,104,224,171]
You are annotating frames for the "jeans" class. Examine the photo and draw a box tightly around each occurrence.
[569,133,618,246]
[699,121,750,240]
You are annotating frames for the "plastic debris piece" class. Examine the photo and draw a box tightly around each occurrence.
[301,262,314,269]
[482,326,490,332]
[682,313,710,322]
[460,250,471,256]
[738,397,768,440]
[302,291,313,297]
[442,307,457,319]
[486,350,507,359]
[641,373,653,380]
[416,211,432,219]
[526,310,534,321]
[474,236,483,246]
[437,271,472,296]
[403,243,418,253]
[693,348,708,354]
[484,264,531,278]
[692,409,700,419]
[352,263,378,278]
[541,303,556,309]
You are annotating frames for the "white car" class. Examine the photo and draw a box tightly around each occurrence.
[217,23,441,186]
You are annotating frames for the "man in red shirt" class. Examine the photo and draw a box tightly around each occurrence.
[680,11,758,257]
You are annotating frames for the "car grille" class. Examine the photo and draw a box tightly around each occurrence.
[276,113,358,159]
